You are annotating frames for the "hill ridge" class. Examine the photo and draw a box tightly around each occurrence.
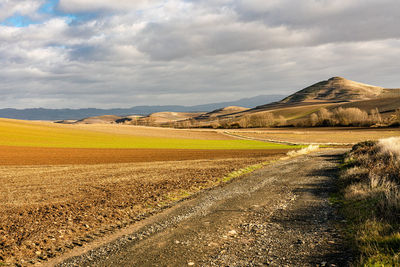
[280,76,384,103]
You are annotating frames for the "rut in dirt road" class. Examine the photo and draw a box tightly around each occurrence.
[56,149,353,267]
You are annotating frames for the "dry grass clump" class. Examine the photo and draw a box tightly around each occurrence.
[340,138,400,265]
[378,137,400,158]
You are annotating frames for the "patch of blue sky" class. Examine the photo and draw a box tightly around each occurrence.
[0,14,38,27]
[38,0,59,15]
[38,0,77,24]
[40,0,100,24]
[0,0,64,27]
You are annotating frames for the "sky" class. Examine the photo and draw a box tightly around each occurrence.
[0,0,400,109]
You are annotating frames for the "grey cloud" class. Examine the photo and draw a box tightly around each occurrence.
[57,0,163,13]
[135,18,310,60]
[234,0,400,43]
[0,0,400,109]
[134,0,400,61]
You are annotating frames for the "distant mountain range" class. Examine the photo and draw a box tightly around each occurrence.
[0,95,285,120]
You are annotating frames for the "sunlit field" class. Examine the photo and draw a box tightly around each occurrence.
[0,118,296,150]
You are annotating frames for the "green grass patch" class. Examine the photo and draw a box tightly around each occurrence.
[0,119,298,149]
[357,221,400,266]
[333,189,400,266]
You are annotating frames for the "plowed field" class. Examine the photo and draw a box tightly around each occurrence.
[0,146,290,165]
[0,155,284,265]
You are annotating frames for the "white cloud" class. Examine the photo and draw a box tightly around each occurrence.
[57,0,163,13]
[0,0,43,20]
[0,0,399,108]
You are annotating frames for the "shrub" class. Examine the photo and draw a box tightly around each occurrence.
[318,108,334,126]
[309,113,318,126]
[334,107,369,126]
[247,112,275,127]
[370,108,382,125]
[341,138,400,265]
[389,109,400,127]
[308,107,377,127]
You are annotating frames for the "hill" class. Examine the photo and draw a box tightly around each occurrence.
[75,115,123,124]
[195,77,400,128]
[249,77,400,117]
[195,106,249,120]
[280,77,386,103]
[138,112,202,124]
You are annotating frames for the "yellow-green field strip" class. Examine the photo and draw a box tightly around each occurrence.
[0,119,299,150]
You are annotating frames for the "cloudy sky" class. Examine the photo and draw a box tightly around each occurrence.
[1,0,399,108]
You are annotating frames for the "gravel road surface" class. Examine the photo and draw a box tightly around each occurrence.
[53,149,353,267]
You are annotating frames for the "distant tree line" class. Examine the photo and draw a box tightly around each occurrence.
[121,107,400,129]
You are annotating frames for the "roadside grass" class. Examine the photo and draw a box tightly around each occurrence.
[222,162,269,182]
[0,118,297,150]
[337,139,400,266]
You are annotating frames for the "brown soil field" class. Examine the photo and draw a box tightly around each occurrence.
[228,128,400,144]
[0,154,284,265]
[0,146,288,165]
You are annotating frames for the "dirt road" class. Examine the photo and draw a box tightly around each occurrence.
[54,149,353,267]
